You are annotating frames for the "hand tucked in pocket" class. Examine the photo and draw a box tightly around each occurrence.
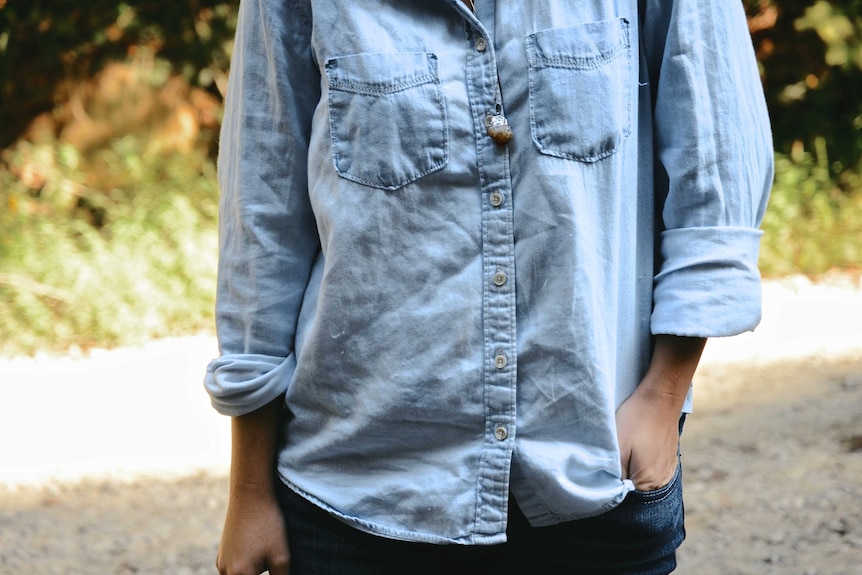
[616,335,706,491]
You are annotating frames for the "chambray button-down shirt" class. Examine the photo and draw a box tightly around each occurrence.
[205,0,773,545]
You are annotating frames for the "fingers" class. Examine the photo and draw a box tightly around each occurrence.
[615,393,679,491]
[216,558,290,575]
[216,488,290,575]
[621,426,676,491]
[216,550,290,575]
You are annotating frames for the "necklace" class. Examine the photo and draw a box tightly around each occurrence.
[460,0,513,146]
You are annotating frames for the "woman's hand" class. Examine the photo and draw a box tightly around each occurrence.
[217,398,289,575]
[216,481,290,575]
[616,384,683,491]
[616,335,706,491]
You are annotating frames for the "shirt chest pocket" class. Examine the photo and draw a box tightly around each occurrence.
[526,18,632,163]
[324,52,449,190]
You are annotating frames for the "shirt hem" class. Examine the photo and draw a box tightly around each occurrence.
[513,481,633,528]
[276,473,509,546]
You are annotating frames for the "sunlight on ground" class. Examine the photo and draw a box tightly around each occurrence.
[701,273,862,365]
[0,335,229,485]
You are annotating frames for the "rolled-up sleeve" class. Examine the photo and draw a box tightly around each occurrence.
[643,0,774,337]
[204,0,320,416]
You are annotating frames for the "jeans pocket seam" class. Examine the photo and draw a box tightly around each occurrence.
[630,461,682,504]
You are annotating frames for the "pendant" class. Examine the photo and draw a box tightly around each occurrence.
[485,114,513,146]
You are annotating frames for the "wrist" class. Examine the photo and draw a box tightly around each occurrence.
[632,376,688,417]
[230,475,278,495]
[642,336,706,394]
[228,480,277,510]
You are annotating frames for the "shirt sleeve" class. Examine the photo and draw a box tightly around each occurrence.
[641,0,774,338]
[204,0,320,416]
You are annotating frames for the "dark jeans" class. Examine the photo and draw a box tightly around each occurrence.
[275,464,685,575]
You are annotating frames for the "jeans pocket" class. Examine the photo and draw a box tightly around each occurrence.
[525,18,632,163]
[594,459,685,561]
[325,51,449,190]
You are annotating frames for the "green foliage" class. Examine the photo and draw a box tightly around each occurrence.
[796,0,862,68]
[0,136,218,356]
[0,0,237,148]
[735,1,862,276]
[1,0,860,357]
[750,0,862,171]
[760,140,862,276]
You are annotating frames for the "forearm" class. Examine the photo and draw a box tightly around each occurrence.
[228,396,284,495]
[637,334,707,411]
[616,335,706,489]
[217,396,290,575]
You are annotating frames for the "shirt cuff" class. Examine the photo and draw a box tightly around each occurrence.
[651,226,764,338]
[204,353,296,416]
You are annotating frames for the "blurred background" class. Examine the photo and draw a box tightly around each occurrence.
[0,1,861,573]
[0,0,231,356]
[0,0,861,356]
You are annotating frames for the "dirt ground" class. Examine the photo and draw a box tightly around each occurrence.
[678,352,862,575]
[0,352,859,575]
[1,275,861,574]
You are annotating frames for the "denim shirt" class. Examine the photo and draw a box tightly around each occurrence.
[205,0,773,545]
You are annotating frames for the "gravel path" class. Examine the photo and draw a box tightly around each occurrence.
[1,274,861,574]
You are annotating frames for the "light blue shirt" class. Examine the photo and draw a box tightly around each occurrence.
[205,0,773,545]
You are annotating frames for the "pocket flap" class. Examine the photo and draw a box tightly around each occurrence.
[528,18,629,70]
[326,52,439,95]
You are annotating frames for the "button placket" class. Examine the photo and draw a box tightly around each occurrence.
[465,11,517,536]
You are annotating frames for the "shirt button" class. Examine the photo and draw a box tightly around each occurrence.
[494,426,508,441]
[493,271,507,287]
[475,37,487,52]
[489,192,504,207]
[494,353,508,369]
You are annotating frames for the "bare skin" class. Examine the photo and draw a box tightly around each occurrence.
[216,398,290,575]
[216,334,706,574]
[616,335,707,491]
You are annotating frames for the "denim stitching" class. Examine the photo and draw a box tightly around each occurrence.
[325,53,448,190]
[326,53,439,95]
[526,18,632,163]
[533,43,627,71]
[330,73,439,96]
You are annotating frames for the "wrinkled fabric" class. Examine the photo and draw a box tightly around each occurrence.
[205,0,773,545]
